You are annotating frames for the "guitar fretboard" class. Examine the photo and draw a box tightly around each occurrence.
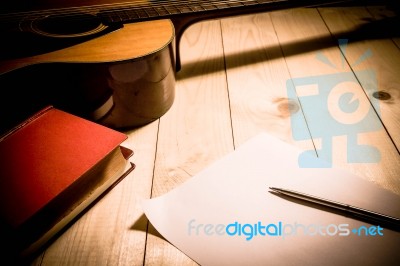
[97,0,353,25]
[98,0,278,22]
[0,0,358,29]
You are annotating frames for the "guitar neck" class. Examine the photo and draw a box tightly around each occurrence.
[0,0,382,33]
[97,0,356,26]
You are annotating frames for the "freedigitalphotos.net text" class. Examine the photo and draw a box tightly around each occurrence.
[187,219,384,241]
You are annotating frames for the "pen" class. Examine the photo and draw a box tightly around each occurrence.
[269,187,400,229]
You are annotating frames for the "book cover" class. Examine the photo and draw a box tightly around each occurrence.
[0,106,134,261]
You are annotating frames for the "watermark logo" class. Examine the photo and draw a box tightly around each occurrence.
[187,219,384,241]
[286,39,381,167]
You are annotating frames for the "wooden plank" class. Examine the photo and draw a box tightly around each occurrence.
[144,20,233,265]
[220,12,314,151]
[319,5,400,150]
[37,122,159,265]
[270,7,400,194]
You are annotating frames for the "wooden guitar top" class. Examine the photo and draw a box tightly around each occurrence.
[0,19,175,74]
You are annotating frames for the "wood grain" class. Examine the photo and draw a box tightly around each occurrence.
[271,7,400,194]
[144,20,233,265]
[319,6,400,149]
[220,12,314,152]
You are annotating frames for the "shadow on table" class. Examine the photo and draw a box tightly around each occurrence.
[178,8,400,79]
[130,214,167,241]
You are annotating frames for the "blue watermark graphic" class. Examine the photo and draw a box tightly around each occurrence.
[287,39,382,167]
[187,219,384,241]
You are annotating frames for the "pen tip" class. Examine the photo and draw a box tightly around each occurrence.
[269,187,279,191]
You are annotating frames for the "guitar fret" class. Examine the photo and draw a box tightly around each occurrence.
[242,1,261,6]
[144,7,160,17]
[190,4,206,12]
[136,9,149,18]
[164,5,181,15]
[105,12,123,23]
[226,1,245,8]
[178,5,195,13]
[201,4,218,11]
[217,3,231,10]
[256,0,277,4]
[183,0,202,12]
[154,6,170,16]
[121,9,139,20]
[116,10,132,21]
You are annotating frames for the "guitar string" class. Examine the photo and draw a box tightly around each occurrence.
[0,0,274,19]
[0,0,346,32]
[97,0,281,21]
[0,0,272,15]
[0,0,347,25]
[96,0,274,18]
[0,0,253,31]
[0,0,281,23]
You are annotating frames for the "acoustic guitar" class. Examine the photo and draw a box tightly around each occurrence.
[0,0,357,133]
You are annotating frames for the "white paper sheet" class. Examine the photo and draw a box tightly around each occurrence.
[142,133,400,265]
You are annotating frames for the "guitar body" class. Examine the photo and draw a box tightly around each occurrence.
[0,0,356,134]
[0,19,176,133]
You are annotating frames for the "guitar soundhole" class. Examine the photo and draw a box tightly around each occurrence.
[30,13,107,38]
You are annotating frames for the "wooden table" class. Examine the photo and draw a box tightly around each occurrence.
[31,4,399,265]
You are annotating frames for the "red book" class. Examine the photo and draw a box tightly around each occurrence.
[0,106,134,261]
